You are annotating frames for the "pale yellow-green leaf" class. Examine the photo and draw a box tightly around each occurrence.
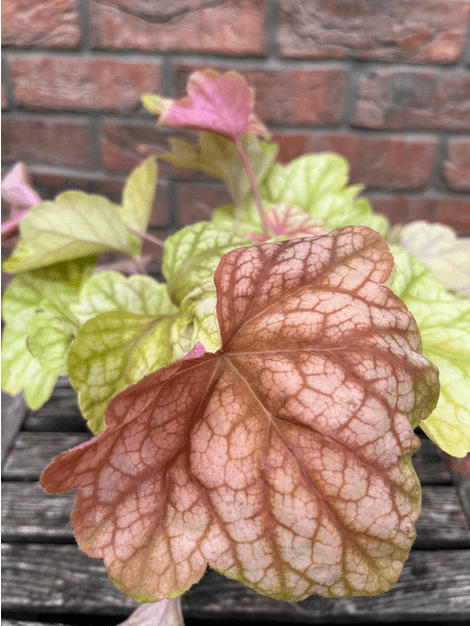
[3,191,132,273]
[1,308,57,409]
[27,310,78,375]
[400,220,470,297]
[119,156,158,232]
[390,245,470,457]
[1,262,91,408]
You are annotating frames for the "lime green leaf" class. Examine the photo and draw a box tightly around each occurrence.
[2,258,94,323]
[1,260,93,408]
[68,310,193,434]
[119,156,158,236]
[259,153,389,236]
[312,192,389,236]
[1,308,58,409]
[399,221,470,297]
[160,132,278,208]
[390,245,470,457]
[3,191,133,273]
[71,271,176,324]
[27,310,77,374]
[67,271,187,433]
[162,222,249,305]
[260,153,350,204]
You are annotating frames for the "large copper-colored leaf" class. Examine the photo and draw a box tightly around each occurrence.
[40,226,439,602]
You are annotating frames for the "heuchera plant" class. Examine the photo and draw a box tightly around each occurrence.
[2,69,470,620]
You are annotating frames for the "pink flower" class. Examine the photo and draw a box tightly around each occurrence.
[142,69,270,141]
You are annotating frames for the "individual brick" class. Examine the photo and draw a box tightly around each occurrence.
[100,121,214,181]
[2,117,94,169]
[32,171,170,228]
[8,56,161,113]
[271,131,438,190]
[278,0,470,64]
[2,0,81,49]
[173,64,347,126]
[353,70,470,131]
[365,194,470,234]
[90,0,267,56]
[443,138,470,193]
[176,182,231,227]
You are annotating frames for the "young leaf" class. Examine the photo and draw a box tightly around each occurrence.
[390,245,470,457]
[160,133,278,209]
[3,191,133,273]
[1,162,42,207]
[1,162,42,240]
[119,157,158,233]
[162,222,249,305]
[1,259,93,408]
[142,69,270,140]
[399,220,470,297]
[41,226,439,602]
[244,203,326,242]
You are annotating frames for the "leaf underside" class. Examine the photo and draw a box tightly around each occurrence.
[41,227,439,602]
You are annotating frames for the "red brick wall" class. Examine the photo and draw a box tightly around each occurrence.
[2,0,470,237]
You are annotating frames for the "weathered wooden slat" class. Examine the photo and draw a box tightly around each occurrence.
[1,622,71,626]
[22,385,88,433]
[1,543,138,616]
[1,432,451,485]
[1,483,75,542]
[2,622,71,626]
[2,544,470,621]
[1,434,90,481]
[449,455,470,527]
[3,482,469,548]
[1,392,28,467]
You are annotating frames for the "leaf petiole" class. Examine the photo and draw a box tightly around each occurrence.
[127,226,165,249]
[234,135,269,236]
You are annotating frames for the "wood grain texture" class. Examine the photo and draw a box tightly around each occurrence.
[1,433,90,481]
[2,622,71,626]
[1,622,71,626]
[2,543,470,620]
[1,392,28,466]
[3,482,470,548]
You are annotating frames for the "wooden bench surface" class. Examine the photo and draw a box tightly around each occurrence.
[2,377,470,625]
